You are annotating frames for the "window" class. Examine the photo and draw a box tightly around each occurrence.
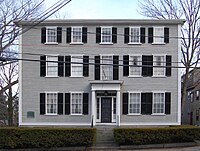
[196,90,199,100]
[71,93,82,115]
[46,56,58,76]
[46,93,57,115]
[153,93,165,114]
[101,56,113,80]
[71,56,83,77]
[130,27,140,43]
[101,27,112,43]
[96,98,100,121]
[129,93,141,114]
[154,27,164,43]
[190,93,194,102]
[153,56,165,76]
[196,110,199,121]
[129,56,141,76]
[72,27,82,43]
[47,27,57,43]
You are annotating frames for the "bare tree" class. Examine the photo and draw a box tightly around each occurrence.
[0,0,44,95]
[0,48,18,126]
[138,0,200,111]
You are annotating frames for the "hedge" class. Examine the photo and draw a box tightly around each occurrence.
[114,126,200,145]
[0,127,96,149]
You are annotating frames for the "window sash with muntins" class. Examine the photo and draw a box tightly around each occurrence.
[101,27,112,43]
[129,56,141,76]
[47,27,57,43]
[46,93,57,115]
[153,56,165,76]
[153,93,165,114]
[130,27,140,43]
[71,93,82,115]
[46,56,58,76]
[72,27,82,43]
[154,27,164,43]
[129,93,141,114]
[101,56,113,80]
[71,56,83,77]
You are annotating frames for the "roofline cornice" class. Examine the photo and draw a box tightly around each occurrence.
[14,19,185,26]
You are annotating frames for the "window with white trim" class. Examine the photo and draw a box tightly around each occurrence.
[101,56,113,80]
[129,93,141,114]
[46,93,57,114]
[154,27,164,43]
[130,27,140,43]
[71,93,82,115]
[153,56,165,76]
[129,56,141,76]
[153,93,165,114]
[72,27,82,43]
[71,56,83,77]
[47,27,57,43]
[46,56,58,76]
[101,27,112,43]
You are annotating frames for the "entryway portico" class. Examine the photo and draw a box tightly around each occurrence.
[90,81,123,126]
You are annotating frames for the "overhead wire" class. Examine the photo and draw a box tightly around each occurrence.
[1,50,183,65]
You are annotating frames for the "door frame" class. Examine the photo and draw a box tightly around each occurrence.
[96,96,116,123]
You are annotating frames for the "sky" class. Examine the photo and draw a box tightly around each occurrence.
[45,0,145,19]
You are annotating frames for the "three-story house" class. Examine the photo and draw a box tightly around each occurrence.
[16,19,184,126]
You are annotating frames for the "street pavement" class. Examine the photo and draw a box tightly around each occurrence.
[94,146,200,151]
[116,146,200,151]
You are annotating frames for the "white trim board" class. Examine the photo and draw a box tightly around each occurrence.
[19,122,91,126]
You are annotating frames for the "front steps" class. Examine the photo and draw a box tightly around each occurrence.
[94,125,118,147]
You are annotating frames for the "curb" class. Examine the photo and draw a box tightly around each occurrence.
[119,142,197,150]
[0,142,198,151]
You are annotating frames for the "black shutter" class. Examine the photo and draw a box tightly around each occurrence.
[82,27,87,43]
[113,55,119,80]
[164,27,169,43]
[65,93,70,115]
[65,56,71,77]
[58,93,63,115]
[165,92,171,114]
[58,56,64,77]
[40,93,45,115]
[140,27,145,43]
[83,56,89,77]
[142,55,153,76]
[40,56,46,77]
[123,55,129,76]
[141,93,152,114]
[124,27,129,43]
[57,27,62,43]
[166,55,172,76]
[83,93,89,115]
[66,27,71,43]
[148,27,153,43]
[112,27,117,43]
[95,56,100,80]
[96,27,101,43]
[123,93,128,115]
[41,27,46,43]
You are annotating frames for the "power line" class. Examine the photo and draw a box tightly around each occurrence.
[0,56,190,69]
[1,50,183,65]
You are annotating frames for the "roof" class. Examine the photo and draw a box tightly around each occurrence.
[14,19,185,26]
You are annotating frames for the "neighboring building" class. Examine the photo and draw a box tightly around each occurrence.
[16,19,184,127]
[182,69,200,125]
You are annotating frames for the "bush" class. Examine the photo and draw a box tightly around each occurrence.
[0,127,96,149]
[114,126,200,145]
